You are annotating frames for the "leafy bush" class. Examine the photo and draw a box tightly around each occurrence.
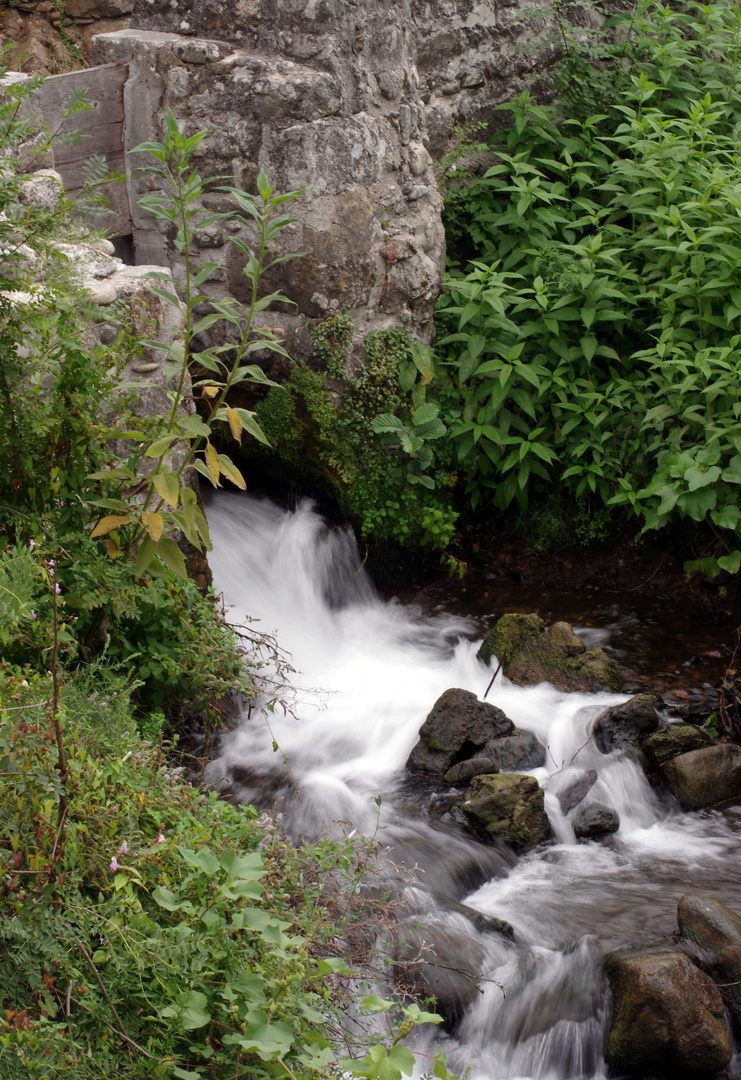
[255,318,459,553]
[436,0,741,576]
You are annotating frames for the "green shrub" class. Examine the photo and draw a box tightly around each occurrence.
[436,0,741,577]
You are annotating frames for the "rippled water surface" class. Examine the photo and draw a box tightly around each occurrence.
[205,493,741,1080]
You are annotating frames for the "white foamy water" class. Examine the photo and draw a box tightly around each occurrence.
[205,493,741,1080]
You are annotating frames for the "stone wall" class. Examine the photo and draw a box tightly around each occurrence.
[89,0,560,346]
[1,0,133,74]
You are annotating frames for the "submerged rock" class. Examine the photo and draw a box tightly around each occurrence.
[444,755,498,785]
[460,773,552,853]
[477,613,621,693]
[661,743,741,810]
[605,946,731,1076]
[678,894,741,1027]
[557,769,598,814]
[484,728,545,771]
[594,693,662,754]
[407,688,514,775]
[642,723,713,775]
[392,916,484,1026]
[571,802,619,839]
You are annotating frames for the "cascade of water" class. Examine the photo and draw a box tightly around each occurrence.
[205,492,741,1080]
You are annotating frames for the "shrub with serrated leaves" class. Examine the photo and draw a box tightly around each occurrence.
[436,0,741,577]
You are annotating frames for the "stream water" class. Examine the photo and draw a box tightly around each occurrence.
[205,493,741,1080]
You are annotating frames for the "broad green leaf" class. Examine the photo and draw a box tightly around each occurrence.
[134,535,157,577]
[145,434,177,458]
[178,846,220,875]
[156,536,188,578]
[153,470,180,509]
[178,991,211,1031]
[684,465,721,491]
[217,453,246,490]
[718,550,741,574]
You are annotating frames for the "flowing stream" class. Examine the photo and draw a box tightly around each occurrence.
[205,493,741,1080]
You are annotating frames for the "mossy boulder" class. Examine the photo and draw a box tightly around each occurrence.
[407,688,514,775]
[678,894,741,1028]
[643,724,713,775]
[660,743,741,810]
[477,613,621,693]
[460,773,551,853]
[605,946,731,1075]
[594,693,662,754]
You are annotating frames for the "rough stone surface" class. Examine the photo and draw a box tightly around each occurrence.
[677,893,741,1028]
[605,946,731,1076]
[17,169,65,211]
[393,915,485,1026]
[593,693,662,754]
[444,755,498,786]
[571,802,619,839]
[661,743,741,811]
[642,724,713,775]
[477,613,621,693]
[1,2,132,72]
[483,728,545,772]
[557,769,598,814]
[460,772,551,853]
[407,688,514,775]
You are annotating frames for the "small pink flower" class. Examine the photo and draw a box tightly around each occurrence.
[157,832,166,844]
[109,856,120,871]
[28,539,35,551]
[31,610,37,620]
[117,841,129,856]
[54,583,61,594]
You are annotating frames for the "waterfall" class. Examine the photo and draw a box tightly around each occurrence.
[205,492,741,1080]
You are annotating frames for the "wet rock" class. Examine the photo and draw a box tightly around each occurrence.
[444,756,498,785]
[678,894,741,1028]
[557,769,598,814]
[594,693,662,754]
[642,724,713,775]
[484,728,545,772]
[477,613,621,693]
[460,773,551,853]
[571,802,619,839]
[605,946,731,1075]
[392,916,484,1026]
[443,729,544,783]
[435,895,515,940]
[661,743,741,810]
[407,688,514,775]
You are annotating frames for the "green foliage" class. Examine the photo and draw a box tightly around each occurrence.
[0,668,452,1079]
[256,320,459,553]
[436,0,741,576]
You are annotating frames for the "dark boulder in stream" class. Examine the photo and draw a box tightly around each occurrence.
[557,769,598,814]
[459,773,552,853]
[661,743,741,810]
[605,946,732,1076]
[678,894,741,1028]
[477,613,621,692]
[593,693,662,754]
[571,801,619,839]
[392,916,485,1026]
[443,728,545,784]
[407,688,514,775]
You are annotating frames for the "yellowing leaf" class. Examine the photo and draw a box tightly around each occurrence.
[202,385,220,398]
[141,511,164,542]
[206,441,220,485]
[91,514,132,538]
[102,536,122,558]
[153,471,180,509]
[226,405,242,442]
[218,453,246,490]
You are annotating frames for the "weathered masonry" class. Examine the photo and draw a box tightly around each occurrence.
[38,1,565,340]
